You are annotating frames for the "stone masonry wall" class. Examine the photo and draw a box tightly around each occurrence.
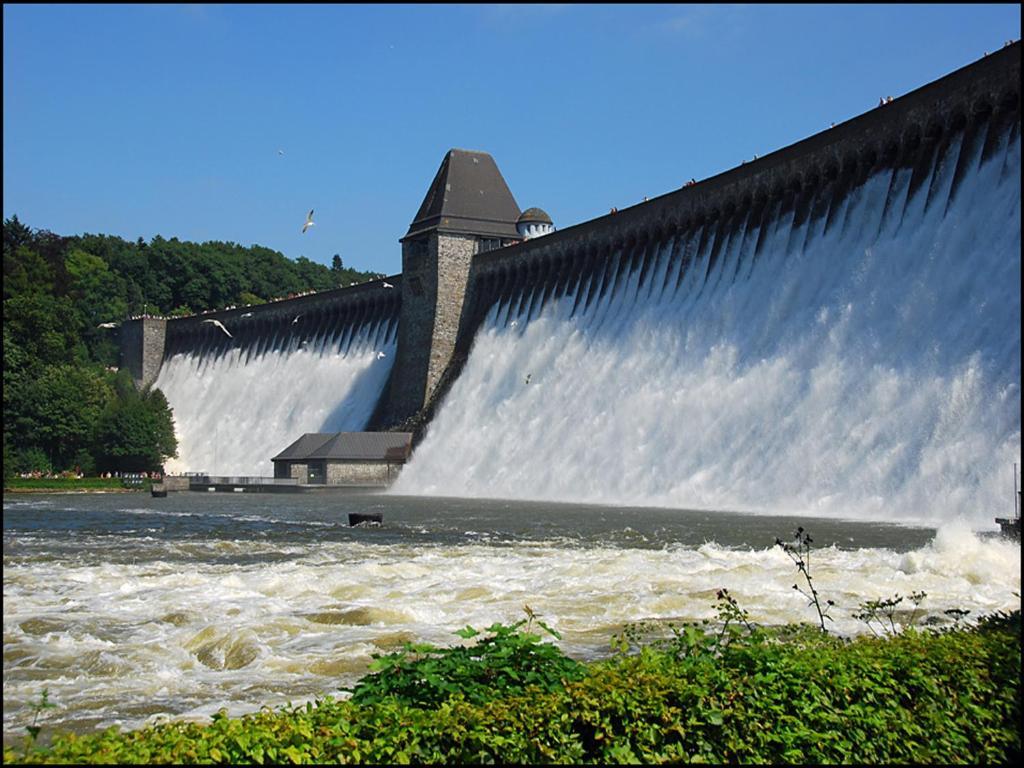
[428,233,477,401]
[374,232,477,427]
[289,463,308,485]
[325,461,401,486]
[120,318,167,389]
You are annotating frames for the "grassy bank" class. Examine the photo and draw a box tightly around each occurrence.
[4,477,146,493]
[4,611,1019,765]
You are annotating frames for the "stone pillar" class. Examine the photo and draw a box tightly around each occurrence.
[377,231,477,426]
[119,317,167,389]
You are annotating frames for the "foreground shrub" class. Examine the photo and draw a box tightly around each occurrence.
[347,616,586,707]
[5,614,1019,765]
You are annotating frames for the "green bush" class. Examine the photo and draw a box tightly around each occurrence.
[12,447,52,475]
[347,616,586,708]
[6,614,1019,765]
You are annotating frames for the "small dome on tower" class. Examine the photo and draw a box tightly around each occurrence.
[516,207,555,239]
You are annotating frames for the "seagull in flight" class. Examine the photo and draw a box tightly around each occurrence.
[241,312,254,318]
[377,351,387,360]
[202,319,233,338]
[97,321,119,329]
[302,209,315,234]
[292,315,301,324]
[277,149,285,156]
[382,282,394,289]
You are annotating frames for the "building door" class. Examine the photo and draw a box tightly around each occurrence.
[307,461,326,484]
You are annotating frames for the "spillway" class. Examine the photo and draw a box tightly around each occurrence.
[395,122,1022,528]
[156,313,398,476]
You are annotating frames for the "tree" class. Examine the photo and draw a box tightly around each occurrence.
[2,432,13,486]
[94,380,177,473]
[3,293,85,367]
[4,218,381,475]
[238,291,265,306]
[4,244,55,299]
[65,249,127,324]
[28,365,114,470]
[3,214,33,258]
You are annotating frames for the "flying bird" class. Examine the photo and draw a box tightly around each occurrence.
[525,373,531,385]
[382,282,394,289]
[302,209,315,233]
[292,315,301,324]
[202,319,233,338]
[377,351,387,360]
[97,321,119,329]
[241,312,254,318]
[277,149,285,156]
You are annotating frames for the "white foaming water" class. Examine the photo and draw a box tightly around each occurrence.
[396,131,1022,528]
[155,318,397,476]
[3,520,1019,739]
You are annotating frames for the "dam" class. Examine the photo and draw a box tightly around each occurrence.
[121,44,1021,527]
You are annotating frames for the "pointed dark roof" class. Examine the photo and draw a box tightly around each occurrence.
[272,432,413,462]
[403,149,522,240]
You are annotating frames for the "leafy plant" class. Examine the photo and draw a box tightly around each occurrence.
[713,587,756,640]
[855,591,927,636]
[775,527,834,631]
[22,688,58,759]
[944,607,971,627]
[346,609,586,708]
[7,613,1019,765]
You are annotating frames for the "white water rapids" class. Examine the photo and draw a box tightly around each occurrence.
[2,495,1020,741]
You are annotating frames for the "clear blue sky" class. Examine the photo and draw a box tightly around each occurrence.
[4,4,1020,275]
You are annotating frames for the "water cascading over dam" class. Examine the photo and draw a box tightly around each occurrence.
[120,46,1019,516]
[154,288,400,476]
[394,54,1021,528]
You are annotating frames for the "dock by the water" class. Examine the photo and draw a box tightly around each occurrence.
[997,464,1021,541]
[994,516,1020,541]
[154,475,390,494]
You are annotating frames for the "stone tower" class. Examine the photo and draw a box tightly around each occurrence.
[375,149,523,427]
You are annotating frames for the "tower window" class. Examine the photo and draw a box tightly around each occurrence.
[410,238,428,257]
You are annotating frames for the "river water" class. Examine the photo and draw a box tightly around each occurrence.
[3,491,1020,745]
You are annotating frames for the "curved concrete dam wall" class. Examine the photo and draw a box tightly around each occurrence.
[457,45,1019,347]
[395,47,1021,527]
[125,45,1020,513]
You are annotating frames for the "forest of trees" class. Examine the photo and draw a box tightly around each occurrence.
[3,215,385,482]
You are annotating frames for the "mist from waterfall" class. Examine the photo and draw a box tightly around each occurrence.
[395,128,1021,528]
[156,317,397,476]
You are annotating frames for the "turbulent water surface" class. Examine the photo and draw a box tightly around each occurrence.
[3,492,1020,745]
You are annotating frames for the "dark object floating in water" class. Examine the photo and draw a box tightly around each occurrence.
[349,512,383,527]
[151,484,167,498]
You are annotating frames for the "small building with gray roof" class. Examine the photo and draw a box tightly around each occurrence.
[272,432,413,486]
